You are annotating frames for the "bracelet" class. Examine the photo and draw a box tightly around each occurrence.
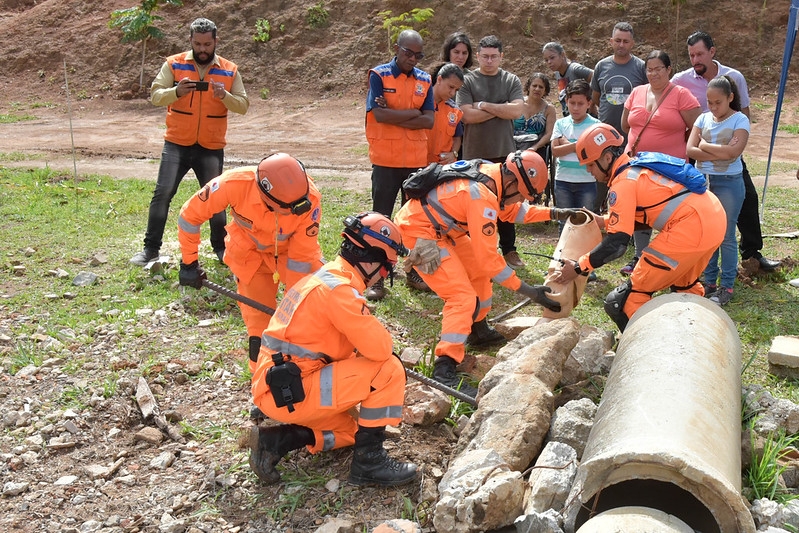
[476,101,484,110]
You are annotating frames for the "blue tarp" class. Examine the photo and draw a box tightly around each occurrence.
[761,0,799,219]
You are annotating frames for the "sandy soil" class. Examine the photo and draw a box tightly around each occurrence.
[1,93,797,192]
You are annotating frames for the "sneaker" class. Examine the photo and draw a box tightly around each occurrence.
[619,257,638,276]
[364,279,386,301]
[406,268,431,292]
[790,279,799,288]
[129,248,159,266]
[702,283,717,298]
[709,288,733,306]
[503,250,525,269]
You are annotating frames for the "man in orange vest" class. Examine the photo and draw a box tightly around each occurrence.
[554,123,725,331]
[176,154,323,377]
[395,151,574,397]
[249,212,417,487]
[365,29,435,300]
[130,18,249,266]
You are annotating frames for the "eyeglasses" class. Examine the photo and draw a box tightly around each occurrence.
[398,45,424,60]
[646,66,667,74]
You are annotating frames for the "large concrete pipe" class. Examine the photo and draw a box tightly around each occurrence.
[563,293,755,533]
[542,209,602,319]
[576,506,694,533]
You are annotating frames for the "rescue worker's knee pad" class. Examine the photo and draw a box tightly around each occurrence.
[604,280,633,332]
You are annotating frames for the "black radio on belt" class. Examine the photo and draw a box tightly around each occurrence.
[265,352,305,412]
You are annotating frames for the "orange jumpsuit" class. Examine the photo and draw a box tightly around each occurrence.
[178,166,324,366]
[251,256,406,454]
[577,154,726,319]
[394,162,552,363]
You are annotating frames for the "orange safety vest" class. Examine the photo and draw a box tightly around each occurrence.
[164,52,238,149]
[365,63,431,168]
[177,166,323,286]
[426,98,463,163]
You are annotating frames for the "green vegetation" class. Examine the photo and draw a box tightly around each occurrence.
[378,8,434,51]
[253,18,272,43]
[0,113,36,124]
[306,1,330,29]
[108,0,183,89]
[778,124,799,135]
[744,424,799,503]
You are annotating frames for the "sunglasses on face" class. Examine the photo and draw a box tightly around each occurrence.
[398,45,424,60]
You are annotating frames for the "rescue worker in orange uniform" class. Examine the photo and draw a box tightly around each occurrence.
[554,123,726,331]
[395,150,577,397]
[364,28,435,301]
[249,212,417,487]
[177,153,324,373]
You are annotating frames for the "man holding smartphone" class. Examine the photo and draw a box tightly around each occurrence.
[130,17,249,266]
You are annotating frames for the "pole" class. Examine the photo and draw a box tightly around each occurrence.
[200,279,478,407]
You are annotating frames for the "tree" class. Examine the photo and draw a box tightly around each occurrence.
[108,0,183,90]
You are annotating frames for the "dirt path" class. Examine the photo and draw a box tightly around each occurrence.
[1,94,797,191]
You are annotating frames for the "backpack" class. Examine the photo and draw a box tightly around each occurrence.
[402,159,495,199]
[615,151,708,194]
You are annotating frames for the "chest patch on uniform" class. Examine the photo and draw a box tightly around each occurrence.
[447,111,458,125]
[607,191,618,208]
[306,222,319,237]
[482,222,496,236]
[414,83,425,96]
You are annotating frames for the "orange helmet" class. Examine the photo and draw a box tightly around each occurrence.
[342,211,408,264]
[576,123,624,165]
[256,153,312,214]
[505,150,548,199]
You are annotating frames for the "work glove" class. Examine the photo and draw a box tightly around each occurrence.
[550,208,582,221]
[404,238,442,275]
[517,282,562,313]
[179,261,206,289]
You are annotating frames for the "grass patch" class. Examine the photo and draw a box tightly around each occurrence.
[745,157,798,177]
[0,113,36,123]
[778,124,799,135]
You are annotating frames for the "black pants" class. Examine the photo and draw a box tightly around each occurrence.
[737,160,764,260]
[370,165,415,217]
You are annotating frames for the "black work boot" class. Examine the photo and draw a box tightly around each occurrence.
[249,424,314,484]
[433,356,478,398]
[364,278,386,301]
[348,426,417,486]
[465,318,506,347]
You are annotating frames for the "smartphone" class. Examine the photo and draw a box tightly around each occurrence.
[194,81,209,91]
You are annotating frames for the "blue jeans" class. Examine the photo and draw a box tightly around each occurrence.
[143,141,226,252]
[554,180,597,234]
[704,173,745,290]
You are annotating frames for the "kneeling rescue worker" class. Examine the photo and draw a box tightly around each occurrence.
[395,150,578,398]
[554,124,725,331]
[177,153,324,375]
[250,212,417,487]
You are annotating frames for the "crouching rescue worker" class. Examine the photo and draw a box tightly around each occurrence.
[177,153,324,375]
[395,150,578,398]
[553,124,725,331]
[249,212,417,487]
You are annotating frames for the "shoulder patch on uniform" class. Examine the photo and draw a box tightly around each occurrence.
[482,222,496,236]
[607,191,617,207]
[482,207,497,220]
[311,207,320,222]
[198,185,210,202]
[306,222,319,237]
[608,212,620,228]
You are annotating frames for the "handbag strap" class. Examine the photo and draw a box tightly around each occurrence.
[629,83,676,156]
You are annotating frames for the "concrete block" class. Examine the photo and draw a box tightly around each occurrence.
[767,336,799,379]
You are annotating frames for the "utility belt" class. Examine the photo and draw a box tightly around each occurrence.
[265,352,305,412]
